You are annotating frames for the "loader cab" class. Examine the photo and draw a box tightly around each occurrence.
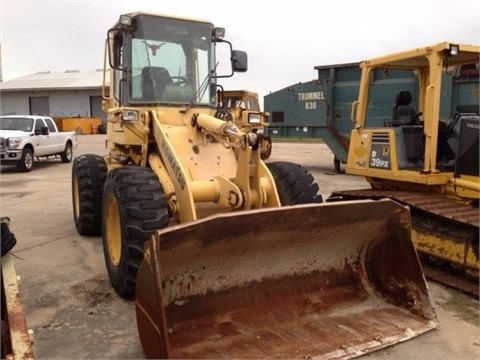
[222,91,261,111]
[103,13,247,110]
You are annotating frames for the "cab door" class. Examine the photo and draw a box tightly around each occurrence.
[33,118,57,156]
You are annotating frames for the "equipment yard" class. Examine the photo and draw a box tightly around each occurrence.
[0,134,478,359]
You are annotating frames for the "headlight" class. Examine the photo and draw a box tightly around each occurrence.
[119,15,132,26]
[7,137,22,149]
[122,110,138,121]
[213,27,225,40]
[449,44,459,56]
[248,113,261,124]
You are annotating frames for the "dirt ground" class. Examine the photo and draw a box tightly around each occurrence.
[1,135,479,359]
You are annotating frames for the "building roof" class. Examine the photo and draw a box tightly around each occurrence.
[0,70,110,91]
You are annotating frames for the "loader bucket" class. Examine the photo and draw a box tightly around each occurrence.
[135,199,437,359]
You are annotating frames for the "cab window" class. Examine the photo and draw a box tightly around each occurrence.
[35,119,47,135]
[45,118,57,132]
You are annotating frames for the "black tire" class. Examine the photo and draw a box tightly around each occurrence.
[1,217,17,257]
[60,142,73,163]
[334,156,341,173]
[17,148,34,172]
[266,161,323,204]
[72,154,108,235]
[102,166,170,299]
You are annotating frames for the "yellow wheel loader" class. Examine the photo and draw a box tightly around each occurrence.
[218,89,272,160]
[329,43,479,297]
[72,12,437,358]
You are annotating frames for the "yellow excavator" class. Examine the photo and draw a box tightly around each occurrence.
[329,42,479,297]
[71,12,437,358]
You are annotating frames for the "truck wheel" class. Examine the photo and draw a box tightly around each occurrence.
[17,148,34,172]
[60,142,73,163]
[102,166,170,299]
[266,161,323,204]
[72,154,107,235]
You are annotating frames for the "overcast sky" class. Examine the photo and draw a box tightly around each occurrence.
[1,0,479,100]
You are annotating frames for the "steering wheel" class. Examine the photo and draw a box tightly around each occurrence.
[170,76,187,86]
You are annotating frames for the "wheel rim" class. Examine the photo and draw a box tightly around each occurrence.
[73,175,80,219]
[66,146,72,160]
[25,152,33,169]
[105,196,122,266]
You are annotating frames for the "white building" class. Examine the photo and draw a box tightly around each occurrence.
[0,70,108,122]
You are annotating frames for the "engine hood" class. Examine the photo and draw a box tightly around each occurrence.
[0,130,30,138]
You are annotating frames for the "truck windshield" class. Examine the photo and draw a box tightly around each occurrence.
[0,117,34,132]
[128,15,214,106]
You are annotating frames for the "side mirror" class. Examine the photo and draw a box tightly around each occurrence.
[41,126,49,135]
[232,50,247,73]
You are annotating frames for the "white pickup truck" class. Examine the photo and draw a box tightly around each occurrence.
[0,115,78,172]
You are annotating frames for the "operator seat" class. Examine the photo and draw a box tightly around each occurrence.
[391,90,424,162]
[391,90,420,126]
[141,66,172,101]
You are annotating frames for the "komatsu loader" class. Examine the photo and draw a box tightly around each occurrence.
[71,12,437,359]
[329,43,479,297]
[219,89,272,159]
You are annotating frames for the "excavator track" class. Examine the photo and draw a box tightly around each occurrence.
[329,189,479,298]
[422,263,479,298]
